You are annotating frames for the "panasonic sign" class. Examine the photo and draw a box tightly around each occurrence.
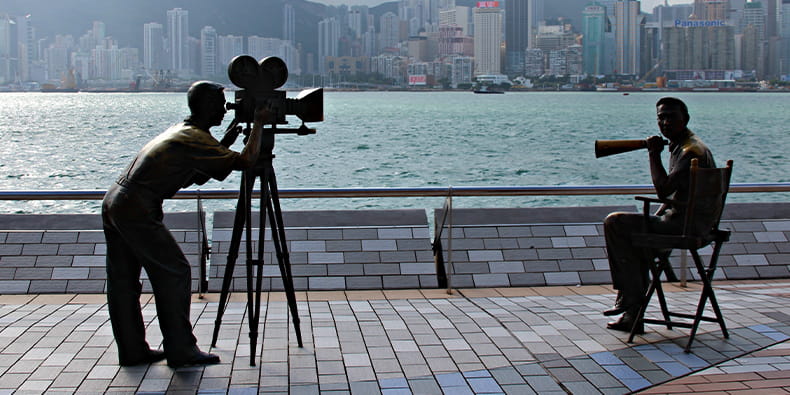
[674,19,727,27]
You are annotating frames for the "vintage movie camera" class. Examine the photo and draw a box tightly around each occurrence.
[226,55,323,130]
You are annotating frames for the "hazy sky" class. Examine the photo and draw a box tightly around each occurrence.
[314,0,694,13]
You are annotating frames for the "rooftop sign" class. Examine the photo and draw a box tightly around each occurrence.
[477,1,500,8]
[675,19,727,27]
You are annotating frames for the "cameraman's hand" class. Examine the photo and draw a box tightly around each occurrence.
[219,124,242,147]
[646,135,665,154]
[253,102,275,126]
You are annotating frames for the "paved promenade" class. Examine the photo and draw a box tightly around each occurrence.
[3,280,790,394]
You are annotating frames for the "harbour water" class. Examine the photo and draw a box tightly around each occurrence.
[0,91,788,215]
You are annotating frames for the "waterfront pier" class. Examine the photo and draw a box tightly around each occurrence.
[2,190,790,393]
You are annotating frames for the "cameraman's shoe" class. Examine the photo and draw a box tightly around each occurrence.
[167,351,220,368]
[119,349,166,366]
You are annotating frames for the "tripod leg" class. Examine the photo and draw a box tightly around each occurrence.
[246,173,269,366]
[212,171,250,347]
[242,170,262,366]
[266,169,303,348]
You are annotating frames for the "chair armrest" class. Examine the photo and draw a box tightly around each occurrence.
[635,196,664,204]
[635,196,686,207]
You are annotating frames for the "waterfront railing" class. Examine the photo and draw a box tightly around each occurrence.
[1,183,789,201]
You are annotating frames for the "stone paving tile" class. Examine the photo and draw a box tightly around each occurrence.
[4,283,790,393]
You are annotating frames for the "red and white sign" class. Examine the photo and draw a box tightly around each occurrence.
[408,75,427,86]
[477,1,500,8]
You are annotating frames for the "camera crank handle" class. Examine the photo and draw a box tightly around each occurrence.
[297,123,316,135]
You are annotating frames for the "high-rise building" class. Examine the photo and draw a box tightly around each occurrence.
[439,6,471,35]
[473,5,503,76]
[535,25,577,52]
[283,4,295,43]
[348,6,369,39]
[16,14,35,82]
[742,1,766,40]
[663,25,735,70]
[610,0,644,75]
[217,35,244,72]
[247,36,296,67]
[0,14,17,84]
[200,26,218,77]
[318,17,340,75]
[438,25,473,56]
[380,12,401,50]
[765,0,782,77]
[653,3,695,44]
[143,23,164,71]
[94,38,122,80]
[693,0,730,20]
[451,55,473,87]
[92,21,106,43]
[524,48,544,76]
[506,0,542,74]
[741,1,767,76]
[46,35,72,83]
[781,0,790,75]
[583,2,608,75]
[167,8,190,75]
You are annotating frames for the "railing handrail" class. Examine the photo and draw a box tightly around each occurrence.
[0,183,788,201]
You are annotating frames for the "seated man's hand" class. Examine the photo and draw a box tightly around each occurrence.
[646,135,665,153]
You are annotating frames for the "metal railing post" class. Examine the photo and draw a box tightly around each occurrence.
[446,186,454,295]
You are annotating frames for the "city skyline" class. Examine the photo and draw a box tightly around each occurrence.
[312,0,695,12]
[2,0,787,90]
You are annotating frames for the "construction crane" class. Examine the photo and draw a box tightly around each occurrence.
[637,60,665,87]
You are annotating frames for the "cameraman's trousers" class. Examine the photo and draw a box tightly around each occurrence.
[102,181,199,364]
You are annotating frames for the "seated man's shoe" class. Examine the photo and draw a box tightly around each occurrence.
[167,350,220,368]
[603,292,626,316]
[119,349,166,366]
[606,308,644,334]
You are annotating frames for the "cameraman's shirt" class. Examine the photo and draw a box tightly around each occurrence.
[120,122,239,200]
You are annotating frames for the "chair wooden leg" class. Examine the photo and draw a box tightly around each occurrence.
[655,257,673,329]
[628,261,662,343]
[684,249,726,352]
[706,241,730,339]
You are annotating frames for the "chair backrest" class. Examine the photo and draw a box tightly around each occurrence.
[682,158,734,238]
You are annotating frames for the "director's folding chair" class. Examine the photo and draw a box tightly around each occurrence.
[627,159,734,353]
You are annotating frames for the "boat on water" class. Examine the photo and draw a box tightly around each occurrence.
[473,86,504,94]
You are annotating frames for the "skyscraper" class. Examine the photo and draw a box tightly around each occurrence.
[583,2,608,75]
[318,17,340,75]
[167,8,190,75]
[348,6,369,39]
[283,4,295,43]
[473,4,503,76]
[693,0,730,20]
[781,0,790,75]
[218,35,244,73]
[0,14,17,84]
[200,26,218,77]
[610,0,644,75]
[505,0,534,74]
[741,1,767,76]
[380,12,400,50]
[143,22,164,71]
[663,24,734,70]
[17,14,35,82]
[505,0,538,74]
